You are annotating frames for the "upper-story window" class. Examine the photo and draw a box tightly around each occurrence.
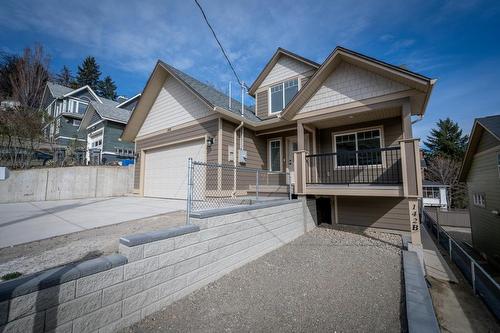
[269,78,299,114]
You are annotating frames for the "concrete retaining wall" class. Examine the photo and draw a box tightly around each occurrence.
[0,166,134,203]
[0,199,317,332]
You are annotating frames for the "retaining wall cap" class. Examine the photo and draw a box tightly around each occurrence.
[119,224,200,247]
[403,251,440,333]
[189,199,298,219]
[0,254,127,302]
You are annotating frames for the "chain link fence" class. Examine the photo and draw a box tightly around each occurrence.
[422,210,500,320]
[186,159,291,220]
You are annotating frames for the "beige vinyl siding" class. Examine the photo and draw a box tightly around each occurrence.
[318,117,403,153]
[466,133,500,268]
[300,62,409,114]
[315,117,403,184]
[134,119,218,189]
[220,120,268,191]
[337,196,410,231]
[138,76,212,136]
[255,90,269,119]
[260,56,315,88]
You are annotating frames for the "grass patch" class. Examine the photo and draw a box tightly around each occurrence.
[1,272,22,281]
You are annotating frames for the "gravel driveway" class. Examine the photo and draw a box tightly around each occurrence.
[122,225,403,332]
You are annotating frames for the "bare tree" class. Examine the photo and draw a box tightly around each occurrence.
[426,155,468,208]
[0,45,51,169]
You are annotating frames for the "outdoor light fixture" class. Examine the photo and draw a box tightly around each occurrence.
[207,137,214,147]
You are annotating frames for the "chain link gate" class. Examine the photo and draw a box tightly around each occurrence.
[186,158,291,224]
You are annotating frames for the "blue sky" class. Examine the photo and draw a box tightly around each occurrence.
[1,0,500,140]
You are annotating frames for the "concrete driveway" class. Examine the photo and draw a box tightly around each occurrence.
[0,196,186,247]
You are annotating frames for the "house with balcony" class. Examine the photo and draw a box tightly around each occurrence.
[122,46,434,235]
[40,82,140,164]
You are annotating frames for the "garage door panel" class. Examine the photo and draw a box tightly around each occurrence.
[144,139,205,199]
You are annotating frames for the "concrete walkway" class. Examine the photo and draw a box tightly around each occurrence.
[421,225,458,283]
[0,197,186,247]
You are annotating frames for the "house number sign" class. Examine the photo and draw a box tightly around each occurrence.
[409,199,420,233]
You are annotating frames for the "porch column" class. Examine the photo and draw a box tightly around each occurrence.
[401,140,422,245]
[297,121,305,151]
[402,100,413,139]
[400,101,422,245]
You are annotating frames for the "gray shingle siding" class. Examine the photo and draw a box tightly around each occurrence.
[103,121,134,156]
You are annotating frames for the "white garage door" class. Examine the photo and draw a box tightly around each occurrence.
[144,139,206,199]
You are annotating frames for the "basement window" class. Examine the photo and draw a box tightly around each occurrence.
[473,192,486,208]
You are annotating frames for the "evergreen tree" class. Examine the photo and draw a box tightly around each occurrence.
[56,65,75,87]
[76,56,101,90]
[424,118,468,160]
[96,76,117,100]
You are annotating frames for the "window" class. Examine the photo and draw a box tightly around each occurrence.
[78,102,88,114]
[334,129,382,167]
[473,192,486,208]
[268,139,281,171]
[72,119,81,127]
[423,187,440,199]
[269,78,299,114]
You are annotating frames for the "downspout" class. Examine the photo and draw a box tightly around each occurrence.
[233,121,244,197]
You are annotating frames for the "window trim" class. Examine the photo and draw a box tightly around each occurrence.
[331,126,385,168]
[267,77,301,116]
[267,137,283,172]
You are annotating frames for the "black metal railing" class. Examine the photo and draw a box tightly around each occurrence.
[305,146,402,185]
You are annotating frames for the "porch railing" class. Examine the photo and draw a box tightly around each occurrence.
[305,146,402,185]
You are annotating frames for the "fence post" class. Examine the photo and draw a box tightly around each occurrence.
[256,169,259,201]
[436,210,440,243]
[288,172,292,200]
[471,261,476,295]
[186,158,193,225]
[449,238,452,259]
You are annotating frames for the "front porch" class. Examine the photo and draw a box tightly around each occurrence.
[291,100,423,198]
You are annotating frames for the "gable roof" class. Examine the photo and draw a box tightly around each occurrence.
[459,115,500,181]
[247,47,320,96]
[280,46,436,120]
[159,61,259,121]
[46,82,74,98]
[122,60,264,141]
[62,85,102,103]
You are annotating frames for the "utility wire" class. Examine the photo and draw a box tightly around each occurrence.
[193,0,246,89]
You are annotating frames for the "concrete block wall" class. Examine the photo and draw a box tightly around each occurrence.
[0,199,317,332]
[0,166,134,203]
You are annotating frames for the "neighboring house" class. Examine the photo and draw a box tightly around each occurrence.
[422,180,449,210]
[459,115,500,269]
[78,94,141,164]
[122,46,435,233]
[40,82,140,164]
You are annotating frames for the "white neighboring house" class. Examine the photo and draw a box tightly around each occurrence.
[422,180,449,210]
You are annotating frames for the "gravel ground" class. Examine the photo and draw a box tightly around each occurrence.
[0,211,185,277]
[122,225,403,333]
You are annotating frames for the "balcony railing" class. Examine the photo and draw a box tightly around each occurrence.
[305,147,402,185]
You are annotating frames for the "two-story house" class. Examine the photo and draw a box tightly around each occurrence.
[41,82,140,164]
[78,94,140,164]
[121,46,434,239]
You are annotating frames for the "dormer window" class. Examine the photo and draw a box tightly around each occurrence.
[269,78,299,114]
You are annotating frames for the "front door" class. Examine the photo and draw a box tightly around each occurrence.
[287,137,298,184]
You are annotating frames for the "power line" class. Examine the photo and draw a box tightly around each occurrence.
[193,0,245,88]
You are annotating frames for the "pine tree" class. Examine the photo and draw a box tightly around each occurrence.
[76,56,101,90]
[56,66,75,87]
[96,76,117,100]
[424,118,468,160]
